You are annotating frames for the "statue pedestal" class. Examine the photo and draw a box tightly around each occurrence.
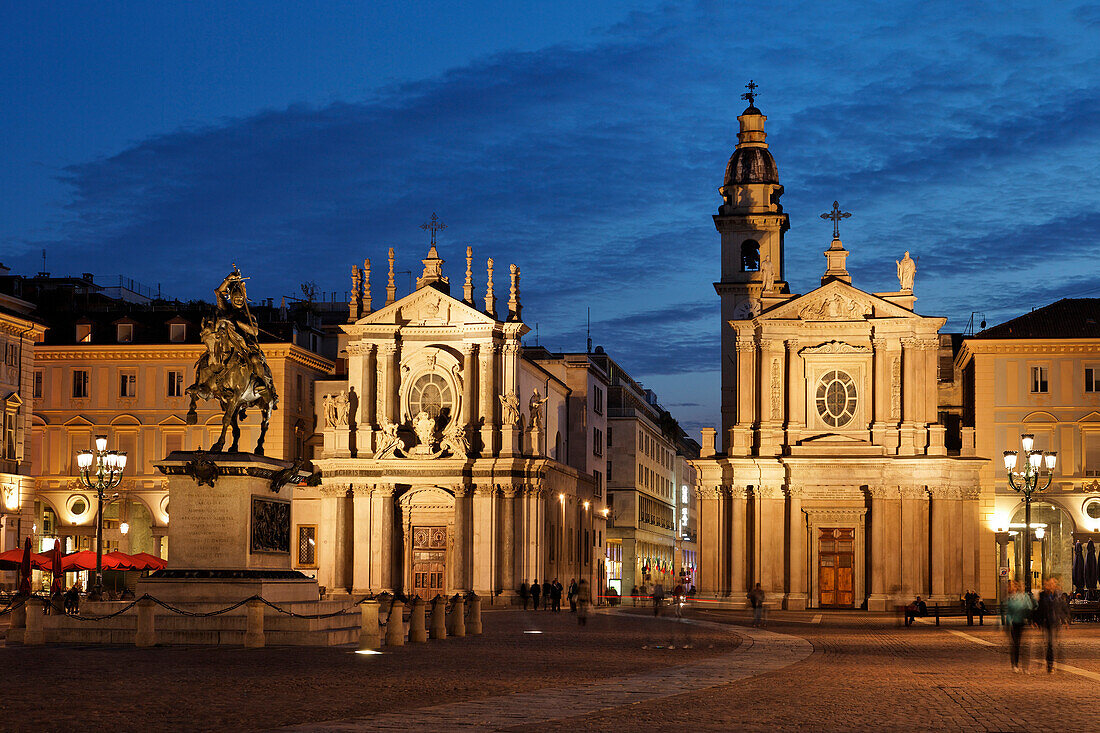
[501,426,521,457]
[138,451,318,604]
[323,428,352,458]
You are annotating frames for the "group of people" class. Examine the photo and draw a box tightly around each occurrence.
[519,578,592,624]
[1002,578,1071,673]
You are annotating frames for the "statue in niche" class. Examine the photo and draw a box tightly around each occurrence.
[759,254,775,293]
[412,411,437,453]
[499,392,520,426]
[334,390,350,427]
[322,394,338,428]
[896,251,918,292]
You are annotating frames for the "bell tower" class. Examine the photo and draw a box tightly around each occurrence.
[714,82,790,451]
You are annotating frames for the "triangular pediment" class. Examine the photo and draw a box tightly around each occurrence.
[64,415,95,427]
[760,279,924,322]
[349,286,501,330]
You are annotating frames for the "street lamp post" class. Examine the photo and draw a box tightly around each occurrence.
[76,435,127,600]
[1003,433,1056,595]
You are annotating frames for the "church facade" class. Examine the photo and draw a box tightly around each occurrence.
[296,244,604,600]
[692,99,985,610]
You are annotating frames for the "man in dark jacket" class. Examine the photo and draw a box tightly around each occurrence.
[530,579,540,611]
[519,580,529,610]
[542,580,552,610]
[551,579,563,612]
[1036,578,1067,673]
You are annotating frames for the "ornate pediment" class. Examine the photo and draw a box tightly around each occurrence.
[350,285,500,330]
[799,291,870,321]
[800,340,870,356]
[761,279,927,322]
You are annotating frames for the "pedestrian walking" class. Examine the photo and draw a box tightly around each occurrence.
[542,580,552,610]
[631,585,639,607]
[530,578,540,611]
[577,579,591,626]
[1036,578,1067,673]
[551,579,563,612]
[748,582,766,627]
[963,589,979,626]
[519,580,529,610]
[568,578,578,612]
[1003,580,1034,673]
[652,582,665,617]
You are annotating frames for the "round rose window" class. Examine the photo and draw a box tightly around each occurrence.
[408,373,453,419]
[816,370,857,428]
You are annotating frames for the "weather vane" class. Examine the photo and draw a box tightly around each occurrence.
[820,200,851,239]
[420,212,447,248]
[741,80,758,107]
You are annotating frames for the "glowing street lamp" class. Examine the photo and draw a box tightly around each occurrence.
[75,434,127,600]
[1003,433,1056,594]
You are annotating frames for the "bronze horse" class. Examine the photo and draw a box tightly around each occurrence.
[185,317,278,454]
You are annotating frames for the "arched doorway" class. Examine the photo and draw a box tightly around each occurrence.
[1009,501,1075,589]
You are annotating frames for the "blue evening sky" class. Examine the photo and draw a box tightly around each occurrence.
[4,1,1100,434]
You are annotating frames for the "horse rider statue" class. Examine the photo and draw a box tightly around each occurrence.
[186,267,279,454]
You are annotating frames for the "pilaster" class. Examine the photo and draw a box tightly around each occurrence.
[478,343,498,457]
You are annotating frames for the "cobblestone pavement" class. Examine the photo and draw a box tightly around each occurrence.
[0,608,737,732]
[286,613,809,731]
[523,609,1100,733]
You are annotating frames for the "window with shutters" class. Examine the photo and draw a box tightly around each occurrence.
[297,525,317,567]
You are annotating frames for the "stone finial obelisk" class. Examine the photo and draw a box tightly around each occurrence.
[348,265,361,323]
[362,258,372,314]
[484,258,496,318]
[507,264,521,322]
[386,247,396,306]
[463,246,475,305]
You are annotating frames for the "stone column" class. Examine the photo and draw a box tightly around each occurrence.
[785,338,804,445]
[478,343,498,456]
[962,489,981,592]
[379,342,400,426]
[900,486,926,597]
[867,486,894,611]
[900,338,920,455]
[732,337,756,455]
[471,484,496,595]
[352,485,374,593]
[731,486,747,602]
[759,339,783,456]
[995,531,1011,604]
[755,485,785,602]
[461,343,478,444]
[368,485,395,593]
[698,487,721,597]
[451,485,471,592]
[786,485,807,610]
[355,344,377,453]
[929,487,951,602]
[319,486,351,594]
[501,486,516,596]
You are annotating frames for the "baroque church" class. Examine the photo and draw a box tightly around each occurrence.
[691,96,985,610]
[296,241,604,600]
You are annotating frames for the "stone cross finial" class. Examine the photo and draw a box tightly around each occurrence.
[463,246,475,304]
[386,247,396,306]
[363,258,372,314]
[820,200,851,240]
[508,263,521,322]
[484,258,496,318]
[741,79,758,107]
[348,265,361,322]
[420,212,446,254]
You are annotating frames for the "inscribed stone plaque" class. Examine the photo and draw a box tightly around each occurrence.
[251,497,291,554]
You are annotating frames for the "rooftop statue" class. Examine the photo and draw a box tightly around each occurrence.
[186,267,279,454]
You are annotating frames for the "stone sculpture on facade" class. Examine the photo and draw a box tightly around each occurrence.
[499,392,520,426]
[528,390,548,430]
[376,419,405,459]
[185,267,279,455]
[441,422,470,458]
[896,251,917,292]
[760,254,776,293]
[411,411,438,455]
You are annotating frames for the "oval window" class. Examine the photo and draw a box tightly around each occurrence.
[815,370,857,428]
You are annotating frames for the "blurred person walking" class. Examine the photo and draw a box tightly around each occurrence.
[1036,578,1068,673]
[1003,580,1034,673]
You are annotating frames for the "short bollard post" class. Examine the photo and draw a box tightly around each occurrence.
[6,599,27,645]
[447,594,466,638]
[358,600,381,651]
[135,598,156,648]
[385,598,405,646]
[244,599,265,648]
[429,595,447,639]
[24,598,45,646]
[408,597,428,643]
[467,593,483,636]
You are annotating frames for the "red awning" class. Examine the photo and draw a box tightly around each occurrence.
[129,552,167,571]
[0,547,51,570]
[104,550,166,571]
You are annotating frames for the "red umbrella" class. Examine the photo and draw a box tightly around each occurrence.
[104,550,140,570]
[0,547,51,570]
[61,550,126,572]
[129,552,167,571]
[50,540,64,595]
[17,536,32,595]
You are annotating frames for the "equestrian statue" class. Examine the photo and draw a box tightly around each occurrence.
[185,267,279,454]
